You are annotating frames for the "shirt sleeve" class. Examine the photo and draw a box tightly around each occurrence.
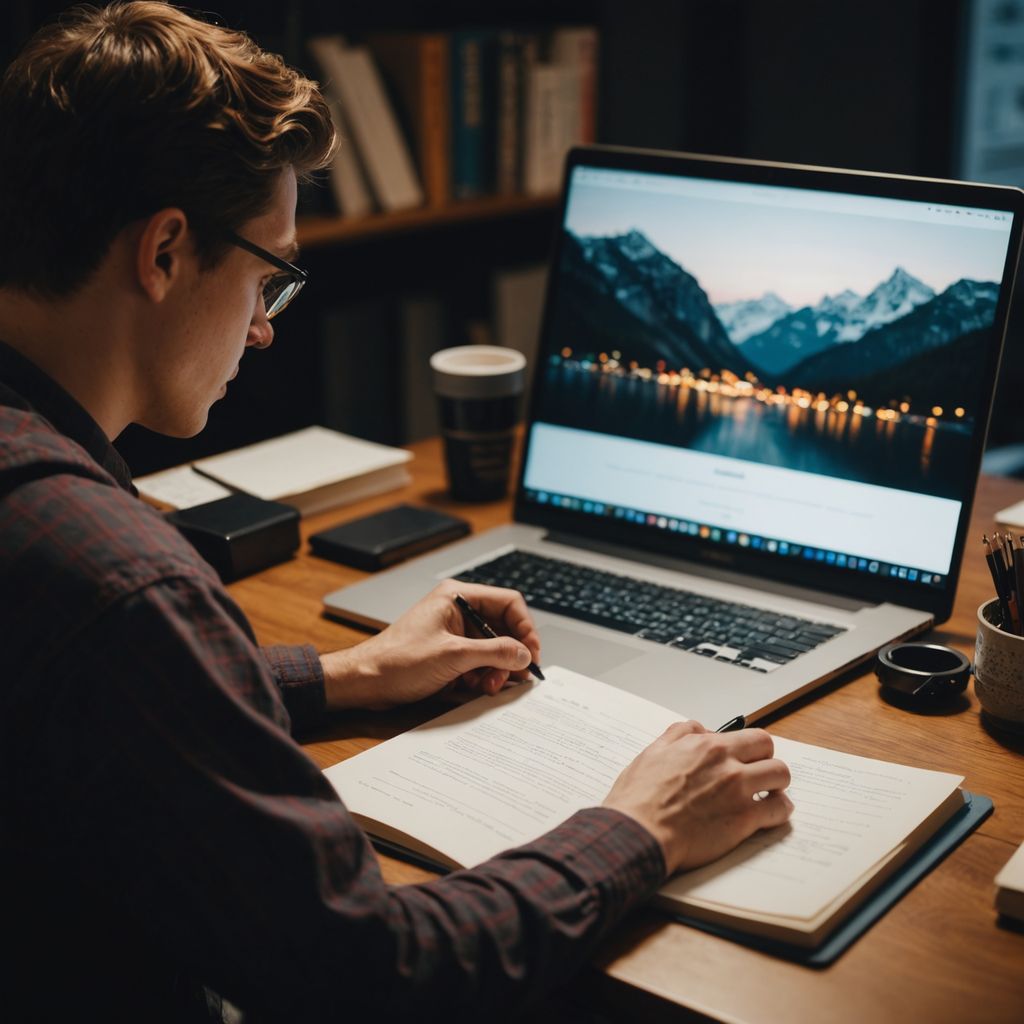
[260,642,325,734]
[38,574,666,1019]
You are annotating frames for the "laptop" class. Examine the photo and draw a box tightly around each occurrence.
[324,146,1024,728]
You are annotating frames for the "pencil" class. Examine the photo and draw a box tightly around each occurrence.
[984,534,1013,631]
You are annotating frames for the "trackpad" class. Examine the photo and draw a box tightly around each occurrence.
[540,625,644,678]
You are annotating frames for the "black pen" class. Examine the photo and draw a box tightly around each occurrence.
[453,593,545,681]
[715,714,746,733]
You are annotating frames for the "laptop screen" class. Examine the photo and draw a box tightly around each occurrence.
[518,150,1022,614]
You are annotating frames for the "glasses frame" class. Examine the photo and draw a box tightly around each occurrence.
[225,230,308,320]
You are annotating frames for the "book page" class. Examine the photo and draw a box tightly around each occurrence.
[661,736,962,920]
[323,666,682,868]
[134,465,231,510]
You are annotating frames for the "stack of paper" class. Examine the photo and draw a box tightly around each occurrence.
[136,427,412,517]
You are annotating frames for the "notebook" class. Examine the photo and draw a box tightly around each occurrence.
[324,146,1024,728]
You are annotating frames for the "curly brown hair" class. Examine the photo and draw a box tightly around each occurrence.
[0,1,335,296]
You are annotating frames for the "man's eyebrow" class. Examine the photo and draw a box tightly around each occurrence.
[278,240,300,263]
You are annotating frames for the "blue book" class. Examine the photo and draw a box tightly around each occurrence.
[450,29,496,199]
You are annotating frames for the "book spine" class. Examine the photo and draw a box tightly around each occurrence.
[331,46,424,212]
[523,64,562,197]
[307,37,376,217]
[495,32,522,195]
[419,35,451,207]
[550,26,600,144]
[366,32,451,209]
[450,30,487,200]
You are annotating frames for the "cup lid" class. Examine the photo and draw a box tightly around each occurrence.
[431,345,527,399]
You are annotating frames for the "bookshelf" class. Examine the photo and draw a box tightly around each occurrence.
[297,193,559,249]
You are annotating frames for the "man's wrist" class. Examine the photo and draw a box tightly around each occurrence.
[321,645,388,711]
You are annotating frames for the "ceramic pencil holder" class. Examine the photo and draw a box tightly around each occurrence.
[975,598,1024,733]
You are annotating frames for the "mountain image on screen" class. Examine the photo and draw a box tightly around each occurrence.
[553,228,997,413]
[734,268,938,376]
[552,229,751,373]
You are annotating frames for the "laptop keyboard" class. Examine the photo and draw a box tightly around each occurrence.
[454,550,847,674]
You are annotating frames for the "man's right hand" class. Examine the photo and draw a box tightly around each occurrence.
[603,721,793,875]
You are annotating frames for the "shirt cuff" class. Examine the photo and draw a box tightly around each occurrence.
[260,644,325,735]
[503,806,666,924]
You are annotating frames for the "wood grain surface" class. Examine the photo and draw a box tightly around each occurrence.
[228,436,1024,1022]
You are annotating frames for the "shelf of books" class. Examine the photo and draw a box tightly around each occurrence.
[301,24,597,241]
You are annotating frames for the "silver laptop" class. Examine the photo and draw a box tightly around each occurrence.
[324,146,1024,729]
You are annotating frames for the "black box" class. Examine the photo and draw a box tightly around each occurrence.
[166,493,300,582]
[309,503,470,572]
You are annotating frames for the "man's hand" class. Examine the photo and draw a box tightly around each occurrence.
[603,722,793,874]
[321,580,541,711]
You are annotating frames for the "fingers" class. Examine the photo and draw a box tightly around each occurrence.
[442,581,541,663]
[744,757,791,795]
[449,634,532,679]
[721,727,774,763]
[751,789,794,830]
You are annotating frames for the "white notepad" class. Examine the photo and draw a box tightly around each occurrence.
[137,426,413,517]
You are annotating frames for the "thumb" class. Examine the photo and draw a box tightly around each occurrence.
[452,635,532,675]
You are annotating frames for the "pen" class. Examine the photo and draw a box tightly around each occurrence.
[453,593,545,681]
[715,714,746,733]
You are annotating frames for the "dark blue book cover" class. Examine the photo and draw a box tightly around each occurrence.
[450,29,496,199]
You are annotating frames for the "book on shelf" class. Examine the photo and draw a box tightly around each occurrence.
[450,29,496,200]
[308,35,424,213]
[365,31,451,208]
[550,26,599,146]
[324,665,970,951]
[307,36,375,218]
[184,426,411,518]
[995,839,1024,922]
[495,30,539,196]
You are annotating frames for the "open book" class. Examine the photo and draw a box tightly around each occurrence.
[323,666,966,949]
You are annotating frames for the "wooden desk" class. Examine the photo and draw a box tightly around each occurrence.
[229,437,1024,1023]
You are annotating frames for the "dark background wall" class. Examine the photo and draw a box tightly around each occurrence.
[8,0,1019,473]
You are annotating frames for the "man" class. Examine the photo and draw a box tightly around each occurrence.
[0,3,793,1020]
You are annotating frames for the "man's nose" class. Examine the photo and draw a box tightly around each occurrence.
[247,295,274,349]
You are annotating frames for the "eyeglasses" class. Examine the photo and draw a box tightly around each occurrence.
[225,230,308,319]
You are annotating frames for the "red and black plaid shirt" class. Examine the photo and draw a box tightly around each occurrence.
[0,342,664,1022]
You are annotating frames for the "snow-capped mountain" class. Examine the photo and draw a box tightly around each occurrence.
[834,267,935,342]
[556,228,748,373]
[787,278,998,393]
[739,268,936,377]
[714,292,793,343]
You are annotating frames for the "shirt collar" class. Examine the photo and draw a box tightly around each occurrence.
[0,340,135,492]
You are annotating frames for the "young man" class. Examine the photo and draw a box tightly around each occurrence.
[0,4,793,1020]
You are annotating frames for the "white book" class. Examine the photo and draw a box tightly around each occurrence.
[309,36,423,212]
[307,35,374,218]
[325,665,965,949]
[995,839,1024,921]
[191,426,412,518]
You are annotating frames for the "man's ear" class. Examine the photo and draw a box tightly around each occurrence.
[135,208,190,303]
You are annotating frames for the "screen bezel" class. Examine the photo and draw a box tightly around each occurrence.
[512,145,1024,624]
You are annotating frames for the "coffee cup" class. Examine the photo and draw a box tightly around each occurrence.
[974,598,1024,733]
[430,345,527,502]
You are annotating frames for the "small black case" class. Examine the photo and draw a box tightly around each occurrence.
[309,503,471,572]
[166,493,300,582]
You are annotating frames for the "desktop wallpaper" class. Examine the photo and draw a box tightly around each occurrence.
[537,177,1012,502]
